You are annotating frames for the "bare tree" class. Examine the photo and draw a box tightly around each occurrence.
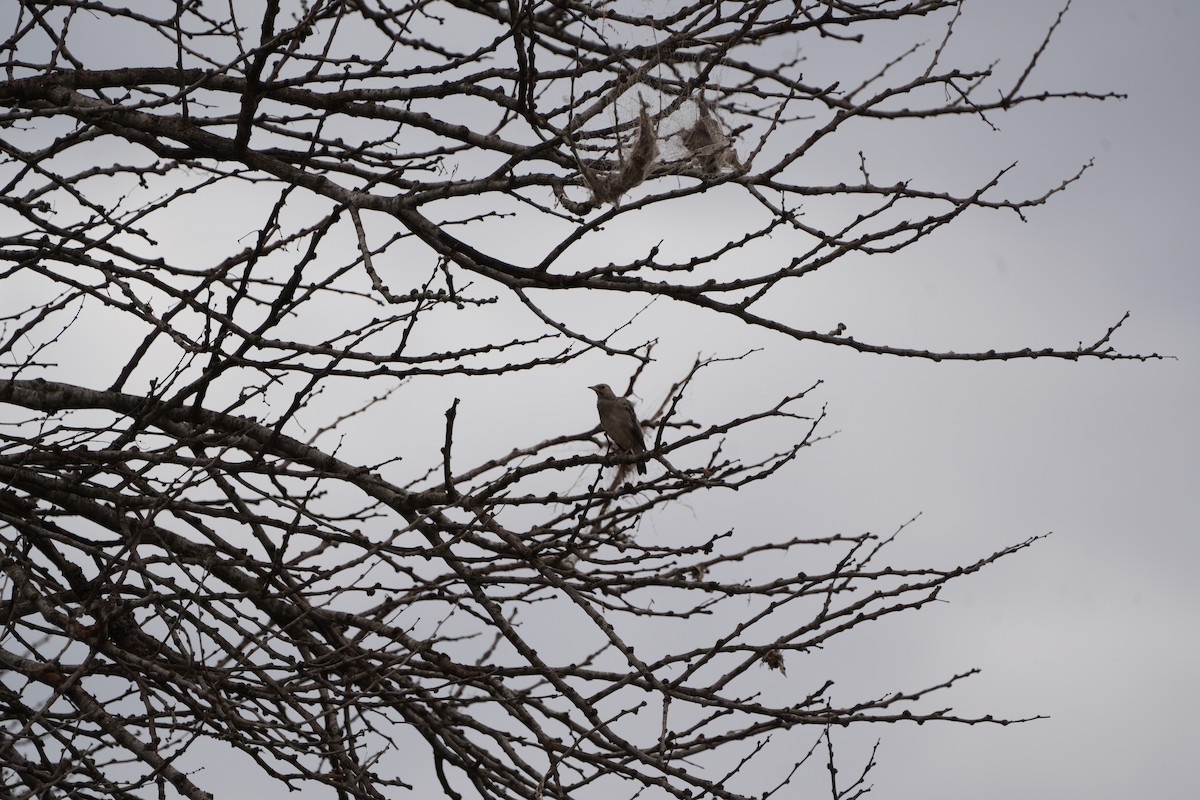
[0,2,1159,799]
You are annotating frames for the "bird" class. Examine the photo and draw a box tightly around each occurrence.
[589,384,647,474]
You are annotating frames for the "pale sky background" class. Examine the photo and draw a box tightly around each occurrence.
[706,2,1200,797]
[477,2,1198,797]
[3,1,1197,798]
[423,3,1200,793]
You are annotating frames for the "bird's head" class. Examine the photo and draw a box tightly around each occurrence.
[589,383,614,398]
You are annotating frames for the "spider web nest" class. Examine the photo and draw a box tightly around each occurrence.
[557,88,742,214]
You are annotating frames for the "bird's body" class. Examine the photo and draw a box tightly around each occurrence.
[589,384,647,474]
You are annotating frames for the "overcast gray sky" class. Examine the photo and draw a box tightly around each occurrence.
[712,2,1200,796]
[3,1,1196,798]
[483,1,1196,796]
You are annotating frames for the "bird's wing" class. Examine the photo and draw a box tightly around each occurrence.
[617,397,646,451]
